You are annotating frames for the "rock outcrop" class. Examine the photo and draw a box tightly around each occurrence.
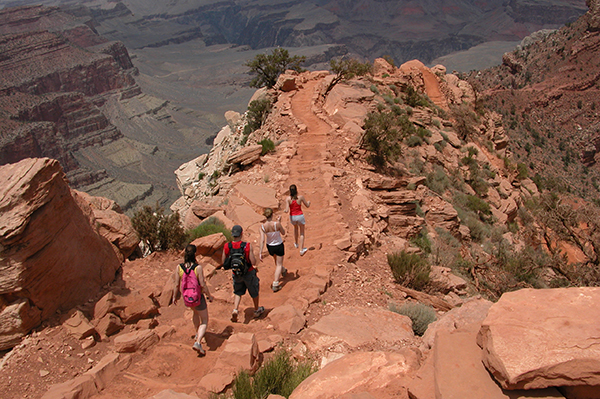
[0,158,122,350]
[478,287,600,390]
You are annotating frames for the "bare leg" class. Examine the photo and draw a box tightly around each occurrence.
[252,295,260,310]
[194,308,209,344]
[273,254,284,283]
[233,294,241,312]
[299,223,306,252]
[293,224,299,247]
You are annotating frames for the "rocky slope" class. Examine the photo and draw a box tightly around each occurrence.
[468,0,600,203]
[0,5,220,212]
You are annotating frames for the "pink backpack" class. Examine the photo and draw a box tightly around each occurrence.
[180,263,203,307]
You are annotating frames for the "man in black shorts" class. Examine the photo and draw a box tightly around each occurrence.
[219,225,264,321]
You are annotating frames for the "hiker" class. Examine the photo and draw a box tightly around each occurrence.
[218,225,264,321]
[174,244,213,356]
[258,208,287,292]
[284,184,311,256]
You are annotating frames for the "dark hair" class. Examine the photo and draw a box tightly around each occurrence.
[184,244,197,264]
[289,184,298,199]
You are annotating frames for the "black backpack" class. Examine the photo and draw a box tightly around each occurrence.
[224,242,250,276]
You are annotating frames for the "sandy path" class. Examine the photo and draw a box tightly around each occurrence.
[258,79,345,310]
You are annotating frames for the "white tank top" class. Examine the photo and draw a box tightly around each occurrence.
[262,222,283,246]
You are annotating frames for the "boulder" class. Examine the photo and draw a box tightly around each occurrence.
[213,332,260,373]
[114,329,159,353]
[62,310,97,340]
[428,266,468,295]
[94,313,124,338]
[72,190,139,260]
[421,297,492,351]
[0,158,121,350]
[300,307,413,352]
[434,329,563,399]
[113,292,159,324]
[478,287,600,390]
[191,233,228,259]
[226,145,262,166]
[267,304,306,334]
[189,199,222,219]
[290,350,419,399]
[43,352,130,398]
[199,333,259,393]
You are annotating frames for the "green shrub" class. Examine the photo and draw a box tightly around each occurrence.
[404,85,430,108]
[131,205,186,253]
[390,302,437,336]
[410,229,431,254]
[387,251,430,290]
[425,166,450,195]
[406,135,423,147]
[247,98,272,132]
[186,216,232,244]
[231,349,316,399]
[259,138,275,155]
[361,109,409,170]
[516,162,528,180]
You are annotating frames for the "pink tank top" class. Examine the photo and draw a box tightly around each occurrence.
[289,199,302,216]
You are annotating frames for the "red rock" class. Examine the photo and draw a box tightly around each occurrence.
[290,350,419,399]
[301,307,413,352]
[267,304,306,334]
[72,190,139,260]
[191,233,228,258]
[114,329,159,353]
[62,310,97,340]
[478,287,600,390]
[94,313,124,339]
[0,158,121,350]
[226,145,262,166]
[434,329,563,399]
[113,292,159,324]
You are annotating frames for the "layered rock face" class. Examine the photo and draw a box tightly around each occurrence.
[0,5,205,211]
[0,158,122,350]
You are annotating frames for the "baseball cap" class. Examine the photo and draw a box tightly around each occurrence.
[231,225,243,237]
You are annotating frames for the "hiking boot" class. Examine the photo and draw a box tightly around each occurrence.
[231,309,238,322]
[300,248,308,256]
[193,342,206,356]
[253,306,265,318]
[272,283,281,292]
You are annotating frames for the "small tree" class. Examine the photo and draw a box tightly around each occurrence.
[245,48,305,89]
[325,58,372,95]
[131,204,186,253]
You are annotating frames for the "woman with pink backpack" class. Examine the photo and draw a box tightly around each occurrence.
[174,244,214,355]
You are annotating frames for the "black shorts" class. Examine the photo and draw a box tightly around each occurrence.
[267,243,285,257]
[233,269,260,298]
[193,294,207,311]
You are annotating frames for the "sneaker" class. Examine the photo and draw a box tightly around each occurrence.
[193,342,206,356]
[300,248,308,256]
[272,283,281,292]
[294,243,298,248]
[231,309,238,322]
[281,268,287,278]
[253,306,265,318]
